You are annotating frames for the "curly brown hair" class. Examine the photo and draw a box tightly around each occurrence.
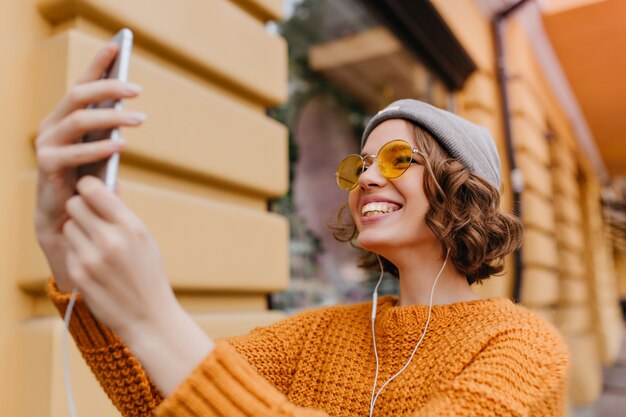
[331,123,523,285]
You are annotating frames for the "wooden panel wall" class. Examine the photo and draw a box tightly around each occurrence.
[503,20,625,407]
[549,138,602,405]
[508,78,562,328]
[3,0,288,415]
[581,176,625,366]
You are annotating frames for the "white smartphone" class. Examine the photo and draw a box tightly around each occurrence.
[77,28,134,192]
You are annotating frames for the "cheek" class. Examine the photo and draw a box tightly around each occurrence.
[347,191,360,226]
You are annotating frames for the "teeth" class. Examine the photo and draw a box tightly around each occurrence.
[361,202,400,216]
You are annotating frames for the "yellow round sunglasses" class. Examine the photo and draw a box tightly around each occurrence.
[335,139,424,191]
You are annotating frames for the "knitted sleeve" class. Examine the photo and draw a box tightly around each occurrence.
[413,326,570,417]
[156,308,332,417]
[47,278,164,417]
[48,277,328,417]
[156,340,331,417]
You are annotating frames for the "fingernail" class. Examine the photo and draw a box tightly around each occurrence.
[127,112,147,124]
[124,83,142,94]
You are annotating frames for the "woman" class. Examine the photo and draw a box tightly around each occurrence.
[36,44,570,417]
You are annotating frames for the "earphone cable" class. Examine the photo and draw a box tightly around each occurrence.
[369,249,450,417]
[369,255,385,413]
[63,287,80,417]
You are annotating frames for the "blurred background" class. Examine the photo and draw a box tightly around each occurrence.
[1,0,625,415]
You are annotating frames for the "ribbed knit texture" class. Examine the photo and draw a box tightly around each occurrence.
[48,278,570,417]
[49,282,163,416]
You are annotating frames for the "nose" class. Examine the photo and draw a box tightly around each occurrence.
[357,160,387,189]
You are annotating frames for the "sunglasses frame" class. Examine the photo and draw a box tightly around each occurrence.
[335,139,424,191]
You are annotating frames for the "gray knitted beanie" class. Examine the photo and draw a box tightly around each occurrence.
[361,99,501,189]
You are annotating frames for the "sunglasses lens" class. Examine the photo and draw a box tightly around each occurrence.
[336,155,363,190]
[378,140,413,178]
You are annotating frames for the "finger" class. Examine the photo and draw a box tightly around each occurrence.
[63,218,95,253]
[64,219,97,287]
[37,138,125,173]
[76,176,129,224]
[64,245,108,291]
[65,248,88,289]
[45,79,142,127]
[65,194,108,238]
[64,219,113,288]
[76,43,118,85]
[38,108,145,147]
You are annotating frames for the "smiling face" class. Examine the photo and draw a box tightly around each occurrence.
[348,119,438,257]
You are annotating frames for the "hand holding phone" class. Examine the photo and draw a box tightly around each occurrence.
[77,28,134,192]
[34,29,143,293]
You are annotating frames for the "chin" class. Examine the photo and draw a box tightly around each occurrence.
[357,227,435,257]
[356,231,398,254]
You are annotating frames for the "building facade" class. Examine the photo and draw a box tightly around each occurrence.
[2,0,289,415]
[1,0,624,415]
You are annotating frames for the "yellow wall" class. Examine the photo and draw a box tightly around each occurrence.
[2,0,288,415]
[431,0,624,408]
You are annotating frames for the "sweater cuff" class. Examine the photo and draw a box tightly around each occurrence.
[156,340,297,417]
[46,277,120,349]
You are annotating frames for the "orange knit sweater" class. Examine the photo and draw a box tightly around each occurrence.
[48,280,570,417]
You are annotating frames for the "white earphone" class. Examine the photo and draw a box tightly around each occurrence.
[369,249,450,417]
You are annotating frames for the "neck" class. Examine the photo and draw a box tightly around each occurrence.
[384,243,478,306]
